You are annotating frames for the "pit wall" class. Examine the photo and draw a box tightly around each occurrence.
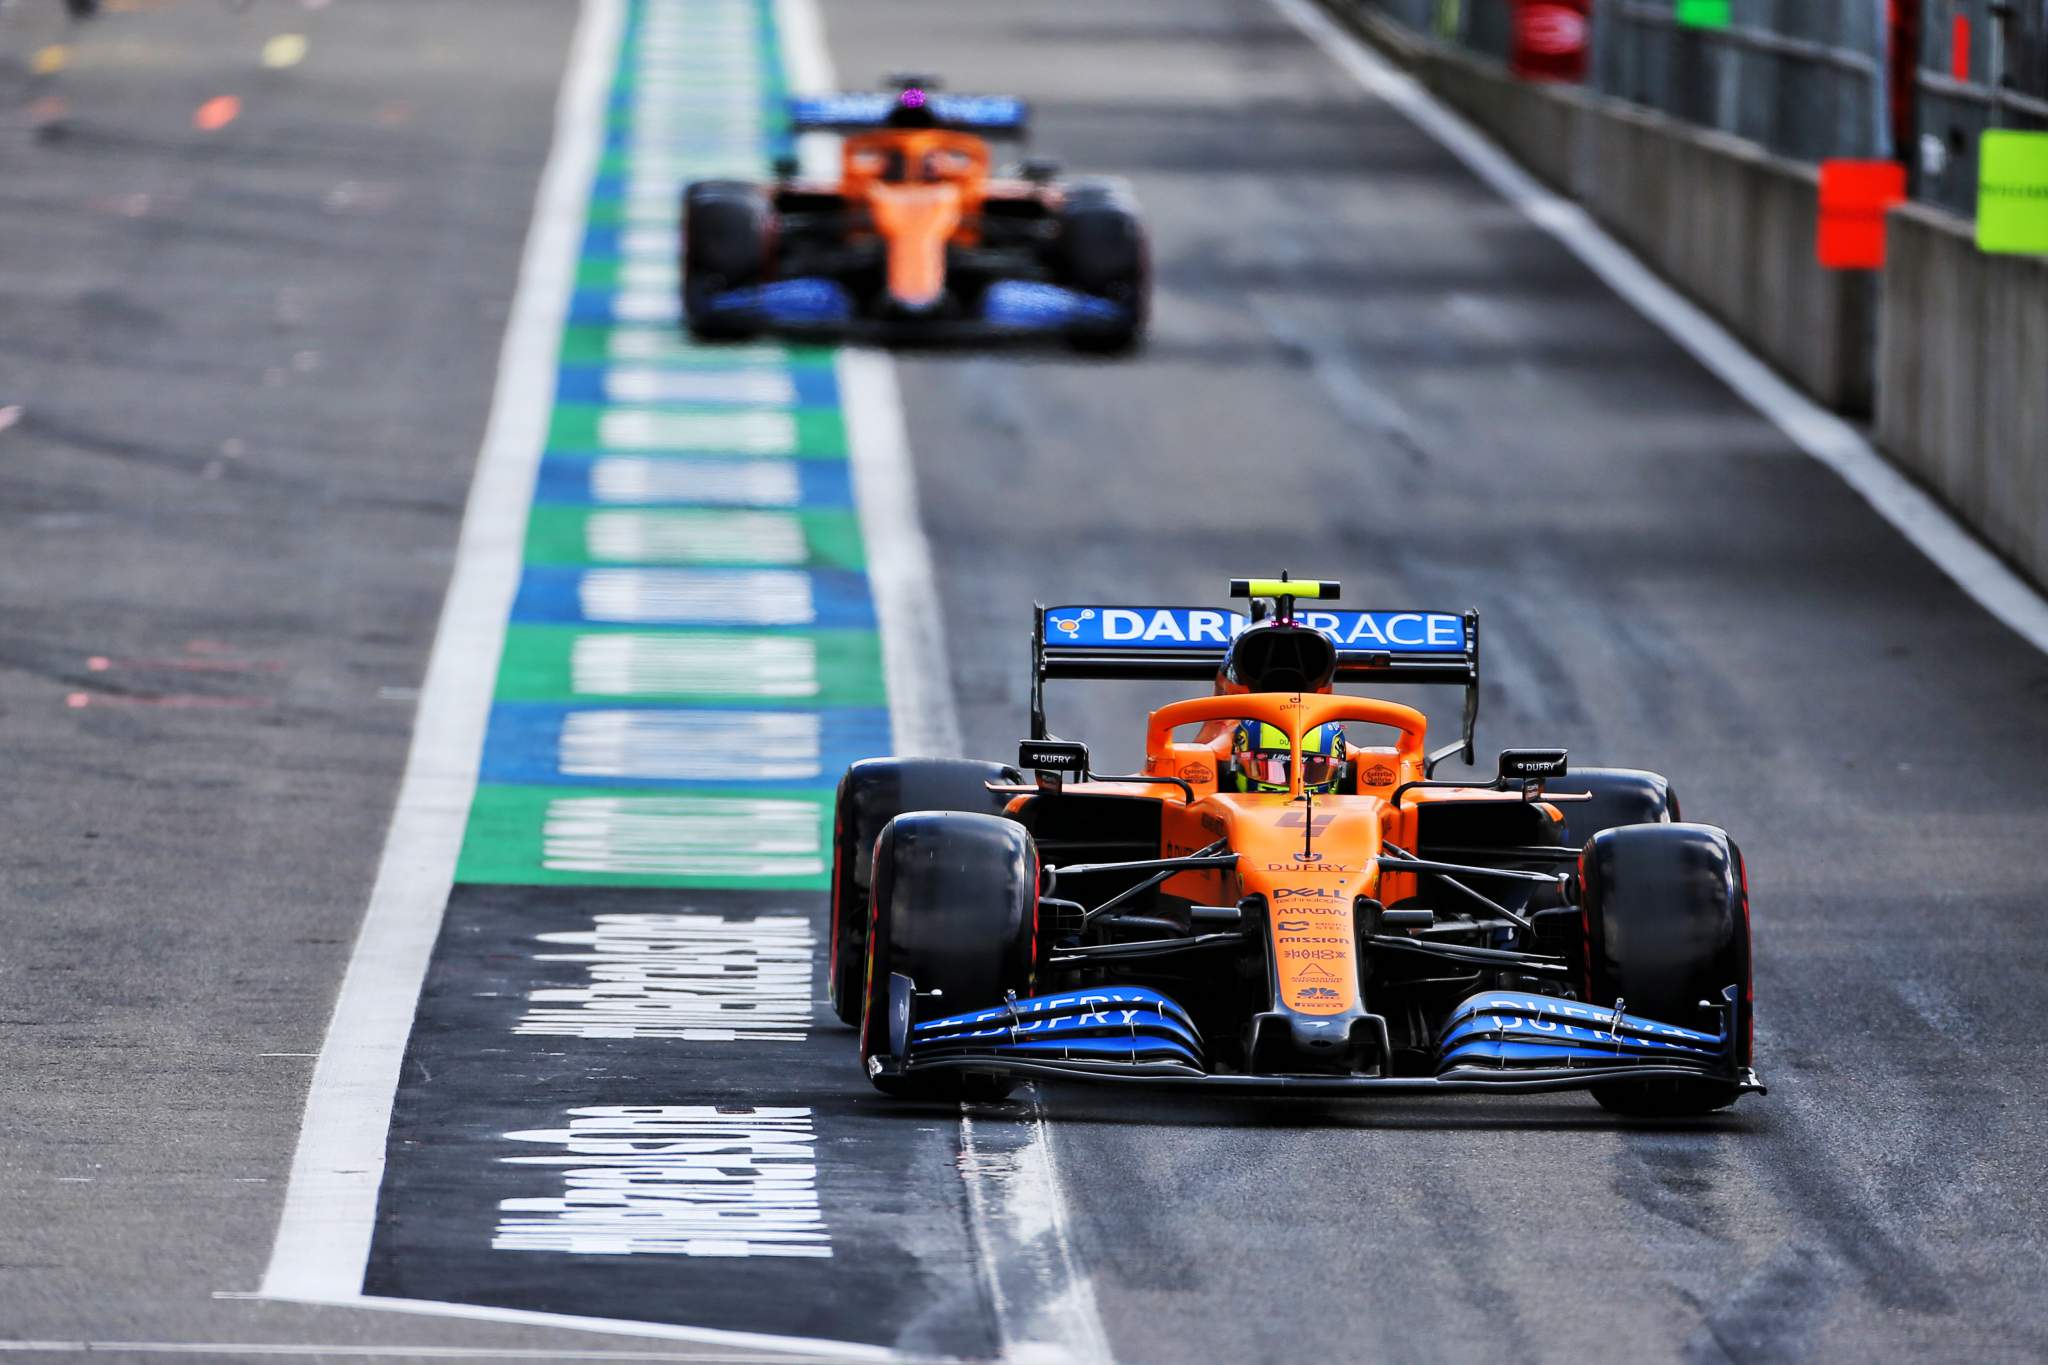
[1327,3,2048,592]
[1877,204,2048,589]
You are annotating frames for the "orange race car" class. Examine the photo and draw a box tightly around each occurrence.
[680,78,1147,350]
[831,578,1763,1116]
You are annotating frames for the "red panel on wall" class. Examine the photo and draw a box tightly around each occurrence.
[1817,159,1908,269]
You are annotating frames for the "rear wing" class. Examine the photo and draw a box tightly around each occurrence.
[788,92,1030,138]
[1030,604,1481,769]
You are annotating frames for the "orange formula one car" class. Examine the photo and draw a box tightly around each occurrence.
[831,578,1762,1116]
[680,78,1147,350]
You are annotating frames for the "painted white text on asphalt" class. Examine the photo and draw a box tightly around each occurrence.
[494,1106,831,1258]
[517,914,814,1041]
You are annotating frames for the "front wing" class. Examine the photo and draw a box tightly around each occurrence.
[694,277,1133,341]
[871,979,1765,1099]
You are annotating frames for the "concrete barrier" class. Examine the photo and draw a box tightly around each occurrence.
[1878,205,2048,588]
[1330,4,1877,413]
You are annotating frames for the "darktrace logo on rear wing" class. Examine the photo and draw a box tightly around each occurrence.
[1041,606,1466,652]
[788,92,1030,137]
[1029,599,1482,772]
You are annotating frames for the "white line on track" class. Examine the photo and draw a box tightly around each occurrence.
[249,2,888,1358]
[838,370,1113,1359]
[786,1,1108,1358]
[246,1296,884,1361]
[837,350,964,759]
[0,1345,805,1362]
[956,1109,1115,1365]
[1273,0,2048,658]
[772,0,841,181]
[259,0,622,1309]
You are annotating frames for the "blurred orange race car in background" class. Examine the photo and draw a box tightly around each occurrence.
[680,77,1148,351]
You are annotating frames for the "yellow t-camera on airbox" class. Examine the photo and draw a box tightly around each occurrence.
[1230,578,1342,617]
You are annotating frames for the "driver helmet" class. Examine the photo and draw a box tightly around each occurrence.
[1230,720,1347,794]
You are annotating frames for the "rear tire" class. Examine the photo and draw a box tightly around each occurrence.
[1581,823,1752,1117]
[858,812,1040,1101]
[829,757,1023,1026]
[1529,769,1680,979]
[1548,768,1678,843]
[1053,179,1147,354]
[681,180,772,340]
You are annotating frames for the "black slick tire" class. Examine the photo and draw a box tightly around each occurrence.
[1547,768,1678,843]
[1581,823,1753,1117]
[1053,178,1147,353]
[828,757,1022,1026]
[857,812,1039,1102]
[681,180,772,340]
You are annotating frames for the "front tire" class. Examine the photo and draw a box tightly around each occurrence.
[1581,823,1752,1117]
[828,757,1022,1026]
[858,812,1040,1101]
[681,180,772,340]
[1052,179,1147,354]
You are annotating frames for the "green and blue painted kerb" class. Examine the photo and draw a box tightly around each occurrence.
[456,0,884,890]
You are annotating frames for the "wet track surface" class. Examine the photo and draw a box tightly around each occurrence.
[3,0,2046,1361]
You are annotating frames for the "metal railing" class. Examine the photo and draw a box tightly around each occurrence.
[1911,0,2048,215]
[1373,0,1519,57]
[1371,0,2048,217]
[1591,0,1890,162]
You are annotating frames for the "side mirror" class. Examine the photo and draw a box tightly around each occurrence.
[1498,748,1567,788]
[1019,739,1089,790]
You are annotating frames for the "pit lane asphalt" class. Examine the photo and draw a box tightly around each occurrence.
[825,0,2048,1360]
[7,0,2046,1360]
[0,3,766,1358]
